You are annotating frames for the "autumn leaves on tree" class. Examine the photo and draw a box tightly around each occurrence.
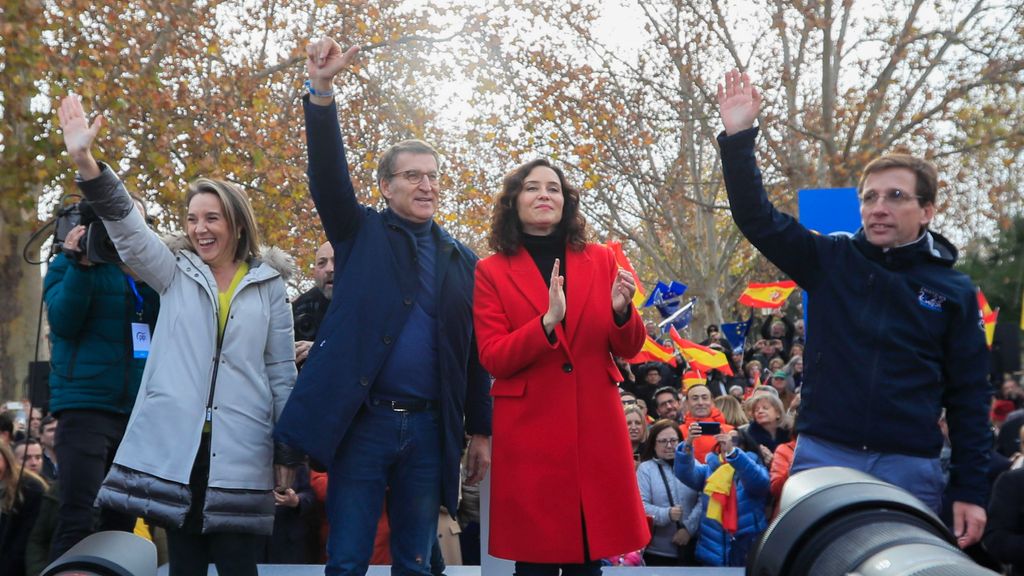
[1,0,1021,398]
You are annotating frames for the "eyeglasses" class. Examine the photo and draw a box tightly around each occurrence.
[656,438,680,446]
[859,189,919,206]
[391,170,440,185]
[621,399,638,406]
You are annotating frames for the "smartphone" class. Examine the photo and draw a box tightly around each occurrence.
[697,421,721,435]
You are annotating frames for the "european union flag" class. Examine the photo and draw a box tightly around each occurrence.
[644,281,688,319]
[720,314,752,352]
[658,298,696,334]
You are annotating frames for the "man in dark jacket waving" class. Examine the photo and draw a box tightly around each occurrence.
[274,37,492,576]
[715,70,990,549]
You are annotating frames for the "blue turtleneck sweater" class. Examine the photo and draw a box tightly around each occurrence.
[373,213,439,401]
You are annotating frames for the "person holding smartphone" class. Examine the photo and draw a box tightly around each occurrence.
[680,384,734,465]
[674,426,769,567]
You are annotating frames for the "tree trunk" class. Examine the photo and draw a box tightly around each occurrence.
[0,205,46,401]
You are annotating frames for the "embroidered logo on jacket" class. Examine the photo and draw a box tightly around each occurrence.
[917,287,946,312]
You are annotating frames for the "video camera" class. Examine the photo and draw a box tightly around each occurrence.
[53,198,123,264]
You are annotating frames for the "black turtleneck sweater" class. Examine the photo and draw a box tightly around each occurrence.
[521,232,567,291]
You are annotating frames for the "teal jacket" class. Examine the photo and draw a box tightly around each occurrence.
[44,253,159,415]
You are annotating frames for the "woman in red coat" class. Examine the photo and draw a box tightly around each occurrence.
[474,158,650,575]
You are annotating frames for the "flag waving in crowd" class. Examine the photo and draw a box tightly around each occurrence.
[669,328,733,376]
[738,280,797,309]
[628,334,678,367]
[977,288,997,348]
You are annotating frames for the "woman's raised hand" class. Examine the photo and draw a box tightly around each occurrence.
[611,267,636,317]
[541,258,566,335]
[717,69,762,136]
[57,94,103,179]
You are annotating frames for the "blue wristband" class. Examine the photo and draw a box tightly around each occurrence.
[304,80,335,98]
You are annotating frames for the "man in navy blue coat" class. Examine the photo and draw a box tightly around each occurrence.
[714,70,990,549]
[275,38,492,575]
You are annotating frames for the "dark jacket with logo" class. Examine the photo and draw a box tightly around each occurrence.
[274,97,492,515]
[44,254,159,415]
[719,127,991,506]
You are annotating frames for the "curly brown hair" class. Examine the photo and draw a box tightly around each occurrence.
[487,158,588,255]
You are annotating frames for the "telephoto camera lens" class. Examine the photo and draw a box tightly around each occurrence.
[747,466,997,576]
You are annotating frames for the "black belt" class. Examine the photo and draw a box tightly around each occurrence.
[369,397,438,412]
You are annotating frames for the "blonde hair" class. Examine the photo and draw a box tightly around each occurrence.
[185,178,262,262]
[715,395,749,427]
[624,405,648,444]
[745,393,785,425]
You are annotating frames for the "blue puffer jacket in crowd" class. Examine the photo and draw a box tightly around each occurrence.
[44,253,159,415]
[675,443,769,567]
[719,127,992,507]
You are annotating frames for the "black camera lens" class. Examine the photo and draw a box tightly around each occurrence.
[748,466,996,576]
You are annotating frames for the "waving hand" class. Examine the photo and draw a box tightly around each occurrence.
[717,69,762,136]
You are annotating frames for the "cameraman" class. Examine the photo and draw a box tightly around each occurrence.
[292,241,333,365]
[43,200,159,560]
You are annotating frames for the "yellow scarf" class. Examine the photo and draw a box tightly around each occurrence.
[704,461,736,528]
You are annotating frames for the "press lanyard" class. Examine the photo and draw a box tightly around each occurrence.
[125,275,144,320]
[126,276,151,359]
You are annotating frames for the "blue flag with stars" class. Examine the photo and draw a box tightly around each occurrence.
[720,312,753,352]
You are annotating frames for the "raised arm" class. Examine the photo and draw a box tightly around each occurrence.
[306,37,360,107]
[302,37,366,244]
[58,95,176,292]
[715,71,823,290]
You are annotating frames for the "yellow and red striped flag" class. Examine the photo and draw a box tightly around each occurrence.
[669,327,734,376]
[738,280,797,309]
[977,288,998,348]
[627,335,677,367]
[683,369,705,390]
[606,240,646,309]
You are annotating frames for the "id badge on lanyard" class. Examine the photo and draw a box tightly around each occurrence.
[126,275,151,359]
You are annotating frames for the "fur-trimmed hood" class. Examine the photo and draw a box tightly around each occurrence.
[162,233,296,280]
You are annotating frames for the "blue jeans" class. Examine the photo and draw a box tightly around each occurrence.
[326,403,442,576]
[791,434,945,513]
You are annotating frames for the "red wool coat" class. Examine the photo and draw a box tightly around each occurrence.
[474,243,650,563]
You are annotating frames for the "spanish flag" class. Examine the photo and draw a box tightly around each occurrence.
[606,240,646,309]
[977,288,998,348]
[627,335,677,367]
[669,328,734,376]
[738,280,797,309]
[683,370,705,390]
[704,463,738,533]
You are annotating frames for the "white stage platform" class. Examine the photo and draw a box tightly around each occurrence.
[156,566,743,575]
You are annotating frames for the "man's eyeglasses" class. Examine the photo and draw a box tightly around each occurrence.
[621,399,638,406]
[656,438,680,446]
[859,189,919,206]
[391,170,440,185]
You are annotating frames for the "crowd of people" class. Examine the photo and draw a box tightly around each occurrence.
[0,38,1022,576]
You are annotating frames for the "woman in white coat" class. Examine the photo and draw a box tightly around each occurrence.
[58,95,296,576]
